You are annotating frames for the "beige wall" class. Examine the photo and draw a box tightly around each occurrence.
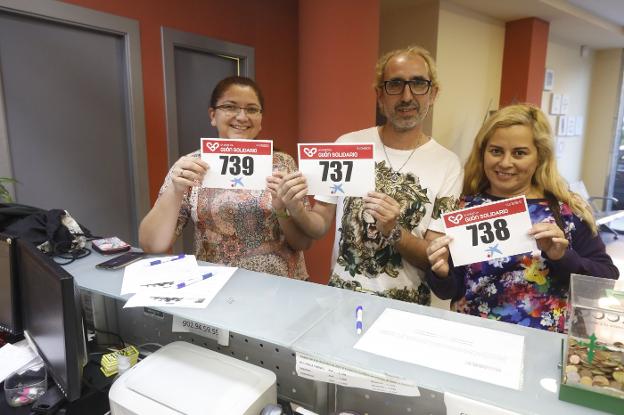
[380,0,439,135]
[582,49,623,197]
[381,2,620,199]
[432,1,504,161]
[540,38,594,183]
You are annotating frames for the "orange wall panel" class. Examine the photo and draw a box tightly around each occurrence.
[500,18,549,107]
[61,0,299,202]
[298,0,380,282]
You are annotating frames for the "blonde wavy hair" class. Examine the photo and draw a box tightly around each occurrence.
[374,45,440,91]
[463,103,597,235]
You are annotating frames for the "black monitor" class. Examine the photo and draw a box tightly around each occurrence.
[17,238,87,402]
[0,233,21,335]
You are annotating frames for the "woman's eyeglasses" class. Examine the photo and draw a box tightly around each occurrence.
[214,104,263,116]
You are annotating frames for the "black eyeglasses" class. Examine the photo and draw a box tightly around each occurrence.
[214,104,263,116]
[381,79,432,95]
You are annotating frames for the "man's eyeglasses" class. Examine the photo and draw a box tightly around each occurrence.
[381,79,432,96]
[214,104,263,116]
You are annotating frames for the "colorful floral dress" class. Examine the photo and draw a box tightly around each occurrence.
[158,151,308,280]
[427,194,619,333]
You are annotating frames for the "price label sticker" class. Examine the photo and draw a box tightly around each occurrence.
[442,196,537,266]
[298,142,375,197]
[201,138,273,190]
[171,315,229,344]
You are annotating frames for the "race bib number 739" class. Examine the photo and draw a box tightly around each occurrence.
[201,138,273,190]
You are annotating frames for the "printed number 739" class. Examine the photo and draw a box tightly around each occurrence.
[219,155,254,176]
[466,219,510,246]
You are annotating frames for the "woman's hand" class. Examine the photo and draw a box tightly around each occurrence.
[529,222,569,260]
[266,171,287,210]
[170,156,209,195]
[273,171,309,215]
[362,192,400,237]
[426,235,452,278]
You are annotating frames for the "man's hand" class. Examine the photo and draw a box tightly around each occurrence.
[362,191,400,236]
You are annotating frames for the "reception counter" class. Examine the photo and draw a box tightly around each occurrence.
[64,251,606,415]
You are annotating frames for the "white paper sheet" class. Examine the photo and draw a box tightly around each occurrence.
[121,255,202,295]
[354,309,525,390]
[296,353,420,397]
[0,340,38,382]
[123,265,237,309]
[444,392,522,415]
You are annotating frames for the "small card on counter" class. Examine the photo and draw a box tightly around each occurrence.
[298,142,375,197]
[442,196,537,266]
[201,138,273,190]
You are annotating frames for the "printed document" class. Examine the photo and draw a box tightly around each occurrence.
[354,308,525,390]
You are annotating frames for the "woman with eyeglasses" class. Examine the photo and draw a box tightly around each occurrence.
[139,76,310,280]
[425,104,618,332]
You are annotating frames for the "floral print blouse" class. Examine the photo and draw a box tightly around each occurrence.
[158,151,308,280]
[427,194,619,333]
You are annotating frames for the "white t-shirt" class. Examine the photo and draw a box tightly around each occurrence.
[316,127,463,305]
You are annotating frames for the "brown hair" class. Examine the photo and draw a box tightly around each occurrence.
[210,76,264,109]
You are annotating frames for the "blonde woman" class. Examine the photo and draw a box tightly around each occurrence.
[426,104,618,332]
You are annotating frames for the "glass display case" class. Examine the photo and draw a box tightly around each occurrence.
[560,274,624,414]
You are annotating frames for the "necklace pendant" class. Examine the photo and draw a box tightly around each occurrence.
[390,171,400,181]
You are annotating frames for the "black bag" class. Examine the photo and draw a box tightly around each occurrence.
[0,203,46,230]
[2,204,94,263]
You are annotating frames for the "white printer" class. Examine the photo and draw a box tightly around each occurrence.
[109,341,277,415]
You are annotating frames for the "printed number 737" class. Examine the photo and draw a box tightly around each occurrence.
[319,160,353,182]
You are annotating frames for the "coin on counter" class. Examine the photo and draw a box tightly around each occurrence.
[580,376,593,386]
[592,375,610,387]
[565,365,578,373]
[569,354,581,364]
[579,369,593,378]
[566,371,580,384]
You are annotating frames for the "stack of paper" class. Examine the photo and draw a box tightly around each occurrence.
[121,255,237,309]
[0,340,38,383]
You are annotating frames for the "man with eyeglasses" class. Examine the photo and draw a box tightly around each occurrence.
[278,46,462,305]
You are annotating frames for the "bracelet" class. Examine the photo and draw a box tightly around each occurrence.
[273,208,290,219]
[385,223,402,246]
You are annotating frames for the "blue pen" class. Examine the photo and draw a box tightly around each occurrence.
[149,254,185,266]
[355,305,363,335]
[176,272,213,289]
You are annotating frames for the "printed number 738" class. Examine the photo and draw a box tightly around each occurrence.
[466,219,510,246]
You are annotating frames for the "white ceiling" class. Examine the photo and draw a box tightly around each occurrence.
[568,0,624,26]
[383,0,624,49]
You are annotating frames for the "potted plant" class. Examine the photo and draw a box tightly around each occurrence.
[0,177,17,202]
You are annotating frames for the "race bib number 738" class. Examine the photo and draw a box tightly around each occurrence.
[442,196,537,266]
